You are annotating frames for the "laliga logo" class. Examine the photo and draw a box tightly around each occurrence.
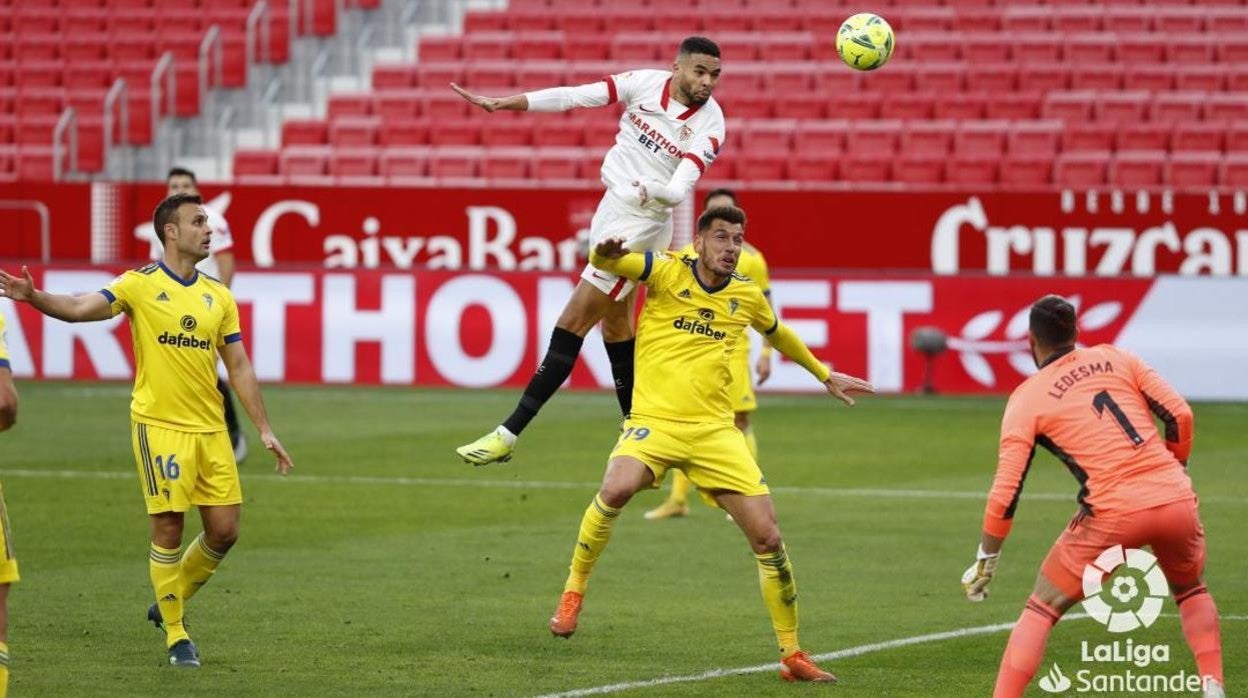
[1080,545,1168,633]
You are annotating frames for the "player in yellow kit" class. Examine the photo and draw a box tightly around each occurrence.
[541,206,874,683]
[0,193,294,669]
[647,188,775,520]
[0,312,19,697]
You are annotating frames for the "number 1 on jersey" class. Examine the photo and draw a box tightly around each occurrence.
[1092,390,1144,447]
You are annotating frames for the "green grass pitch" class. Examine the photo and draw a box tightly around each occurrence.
[2,383,1244,696]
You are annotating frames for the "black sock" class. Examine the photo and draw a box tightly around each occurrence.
[603,338,635,418]
[502,327,585,435]
[217,378,241,445]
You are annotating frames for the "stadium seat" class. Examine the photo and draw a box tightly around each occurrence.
[1123,66,1175,92]
[846,120,901,156]
[1150,92,1205,123]
[329,148,379,178]
[281,147,330,177]
[480,146,533,180]
[379,148,430,178]
[966,64,1018,93]
[893,155,945,184]
[479,118,532,147]
[1109,151,1165,187]
[879,93,934,121]
[900,121,955,157]
[378,119,431,147]
[1225,124,1248,152]
[1008,121,1063,156]
[1054,152,1110,186]
[1218,154,1248,187]
[1042,91,1094,122]
[1174,66,1227,92]
[1165,153,1220,188]
[946,155,999,185]
[794,120,848,155]
[1063,123,1117,152]
[841,153,890,183]
[429,146,482,178]
[985,93,1043,120]
[1116,124,1170,153]
[787,152,838,181]
[1171,124,1225,153]
[282,119,328,146]
[1019,65,1071,94]
[741,120,795,154]
[954,120,1008,156]
[1071,65,1124,90]
[933,94,988,120]
[999,157,1052,188]
[233,149,279,177]
[533,148,583,180]
[739,152,787,181]
[1206,95,1248,123]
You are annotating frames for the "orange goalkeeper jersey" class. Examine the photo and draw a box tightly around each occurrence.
[983,344,1195,538]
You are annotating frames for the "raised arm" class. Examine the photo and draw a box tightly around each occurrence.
[0,266,114,323]
[588,239,653,282]
[451,77,615,114]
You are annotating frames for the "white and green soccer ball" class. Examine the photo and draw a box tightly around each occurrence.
[836,13,895,71]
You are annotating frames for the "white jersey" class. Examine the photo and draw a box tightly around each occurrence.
[142,202,235,280]
[525,69,725,217]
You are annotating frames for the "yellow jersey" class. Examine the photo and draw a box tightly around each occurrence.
[101,262,242,432]
[602,250,779,424]
[0,312,9,370]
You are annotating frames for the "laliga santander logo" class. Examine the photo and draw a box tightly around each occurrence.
[946,295,1123,388]
[1038,663,1073,693]
[1080,545,1169,633]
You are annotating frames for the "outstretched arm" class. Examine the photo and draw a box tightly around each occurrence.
[452,77,615,114]
[220,340,294,475]
[0,266,113,323]
[588,239,653,282]
[762,322,874,406]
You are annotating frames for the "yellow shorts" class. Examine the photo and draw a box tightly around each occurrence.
[0,483,19,584]
[611,416,770,505]
[132,422,242,515]
[730,354,757,414]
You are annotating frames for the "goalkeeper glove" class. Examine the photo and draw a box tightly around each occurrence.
[961,544,999,602]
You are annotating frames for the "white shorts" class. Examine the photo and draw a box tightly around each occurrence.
[581,194,673,301]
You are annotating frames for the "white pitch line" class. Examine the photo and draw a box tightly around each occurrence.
[536,613,1248,698]
[1,469,1246,504]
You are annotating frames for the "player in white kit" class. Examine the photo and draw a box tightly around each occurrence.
[141,168,247,463]
[455,36,727,466]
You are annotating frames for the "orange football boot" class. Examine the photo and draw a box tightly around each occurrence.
[549,591,583,638]
[779,651,838,683]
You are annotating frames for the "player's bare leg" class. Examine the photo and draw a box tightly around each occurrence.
[551,456,653,638]
[458,281,622,466]
[148,512,200,667]
[718,492,836,683]
[992,573,1076,697]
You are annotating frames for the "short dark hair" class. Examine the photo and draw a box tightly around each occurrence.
[166,167,198,184]
[703,188,738,208]
[1029,295,1077,348]
[153,193,203,246]
[697,205,746,233]
[678,36,721,59]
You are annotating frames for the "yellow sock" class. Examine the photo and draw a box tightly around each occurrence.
[564,494,620,594]
[756,546,800,658]
[180,533,226,602]
[150,543,189,647]
[0,641,10,698]
[669,470,693,505]
[743,426,759,462]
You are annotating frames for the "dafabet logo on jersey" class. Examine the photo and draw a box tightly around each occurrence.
[673,315,725,341]
[1036,545,1211,694]
[158,329,210,351]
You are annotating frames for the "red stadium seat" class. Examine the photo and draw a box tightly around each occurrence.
[1226,124,1248,152]
[1166,153,1220,188]
[429,146,481,178]
[463,33,511,60]
[514,33,563,60]
[1002,7,1051,32]
[1008,121,1063,156]
[1109,152,1165,187]
[954,120,1007,156]
[1117,34,1165,64]
[1053,6,1104,32]
[418,37,461,62]
[282,119,328,146]
[846,120,902,156]
[841,153,891,183]
[414,62,463,88]
[1174,66,1227,92]
[533,148,583,180]
[1165,37,1216,64]
[794,120,848,155]
[1063,123,1117,152]
[1123,66,1175,92]
[465,61,515,90]
[463,11,508,32]
[985,93,1043,120]
[281,147,329,177]
[328,94,373,119]
[916,63,965,93]
[1171,124,1225,153]
[378,118,430,147]
[946,155,999,185]
[1018,64,1071,93]
[1105,7,1152,33]
[1000,156,1052,187]
[1071,65,1124,91]
[380,148,430,179]
[233,150,279,177]
[423,92,471,119]
[1054,152,1110,186]
[1014,34,1063,63]
[1216,35,1248,64]
[741,120,796,154]
[1206,95,1248,123]
[563,35,609,61]
[900,120,955,156]
[739,152,787,181]
[963,36,1011,63]
[329,148,379,178]
[966,64,1018,93]
[1116,124,1170,153]
[1150,92,1205,123]
[1218,155,1248,187]
[329,118,380,147]
[787,152,838,181]
[1043,91,1094,122]
[429,121,482,146]
[480,146,533,180]
[893,155,945,184]
[480,118,532,146]
[372,65,416,90]
[933,94,988,120]
[879,93,934,120]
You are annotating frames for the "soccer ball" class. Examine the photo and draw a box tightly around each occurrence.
[836,13,895,71]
